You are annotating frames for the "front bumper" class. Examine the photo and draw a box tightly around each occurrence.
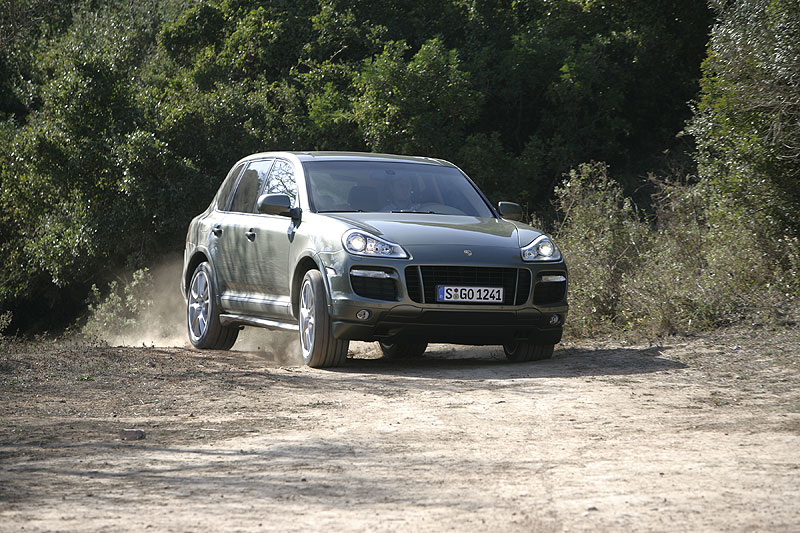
[331,302,564,345]
[319,246,568,345]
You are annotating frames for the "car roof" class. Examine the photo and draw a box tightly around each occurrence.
[241,151,457,168]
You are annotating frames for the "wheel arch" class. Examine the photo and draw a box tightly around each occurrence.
[184,251,211,299]
[291,255,323,319]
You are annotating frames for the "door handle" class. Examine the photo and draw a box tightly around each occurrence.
[245,230,256,242]
[212,224,223,237]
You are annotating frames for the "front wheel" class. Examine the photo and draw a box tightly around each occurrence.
[503,342,554,362]
[379,340,428,359]
[187,262,238,350]
[299,270,349,368]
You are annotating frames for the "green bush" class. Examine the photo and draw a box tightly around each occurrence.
[625,176,799,336]
[554,162,650,337]
[555,164,800,339]
[82,268,154,343]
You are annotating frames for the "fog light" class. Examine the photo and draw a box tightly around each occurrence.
[549,314,561,326]
[356,310,370,321]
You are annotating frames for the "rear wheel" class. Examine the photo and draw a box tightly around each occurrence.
[299,270,349,368]
[379,340,428,359]
[187,262,238,350]
[503,342,554,362]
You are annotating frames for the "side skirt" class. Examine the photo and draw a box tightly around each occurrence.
[219,314,299,332]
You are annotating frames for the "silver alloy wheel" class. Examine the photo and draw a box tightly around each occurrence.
[299,277,315,359]
[188,269,210,341]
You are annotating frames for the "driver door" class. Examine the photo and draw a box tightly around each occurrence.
[241,158,299,319]
[214,159,272,311]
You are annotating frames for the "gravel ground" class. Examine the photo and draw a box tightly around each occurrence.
[1,327,799,531]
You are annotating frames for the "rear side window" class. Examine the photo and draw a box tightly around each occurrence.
[216,163,244,210]
[229,159,273,213]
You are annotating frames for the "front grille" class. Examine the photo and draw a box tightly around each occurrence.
[405,266,423,302]
[404,266,531,306]
[515,269,532,305]
[350,268,399,301]
[533,271,567,305]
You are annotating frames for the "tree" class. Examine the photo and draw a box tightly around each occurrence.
[352,38,481,157]
[690,0,800,236]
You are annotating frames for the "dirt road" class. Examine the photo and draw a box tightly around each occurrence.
[1,329,799,531]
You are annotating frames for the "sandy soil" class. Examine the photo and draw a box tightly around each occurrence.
[1,328,799,532]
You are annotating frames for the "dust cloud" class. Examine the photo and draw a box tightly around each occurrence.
[234,328,303,366]
[95,258,491,366]
[104,255,187,348]
[104,254,305,366]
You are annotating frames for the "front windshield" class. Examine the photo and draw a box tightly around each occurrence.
[303,160,495,217]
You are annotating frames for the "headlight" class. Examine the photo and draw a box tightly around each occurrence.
[521,235,561,262]
[342,229,409,259]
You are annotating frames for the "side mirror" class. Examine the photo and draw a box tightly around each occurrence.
[497,201,522,221]
[257,194,301,219]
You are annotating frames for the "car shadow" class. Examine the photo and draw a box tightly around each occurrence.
[329,344,687,379]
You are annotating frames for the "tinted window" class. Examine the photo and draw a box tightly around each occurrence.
[216,163,244,211]
[230,160,273,213]
[266,159,298,208]
[302,161,494,217]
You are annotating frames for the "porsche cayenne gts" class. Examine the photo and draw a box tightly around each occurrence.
[181,152,568,367]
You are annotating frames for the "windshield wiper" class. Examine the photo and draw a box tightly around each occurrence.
[317,209,366,213]
[391,210,437,214]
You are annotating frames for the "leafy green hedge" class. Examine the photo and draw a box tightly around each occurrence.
[555,163,799,338]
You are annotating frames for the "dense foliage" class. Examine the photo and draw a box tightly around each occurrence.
[556,0,800,337]
[1,0,796,337]
[555,164,798,338]
[691,0,800,235]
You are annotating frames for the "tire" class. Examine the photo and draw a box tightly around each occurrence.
[503,342,554,362]
[379,340,428,359]
[299,270,349,368]
[187,262,239,350]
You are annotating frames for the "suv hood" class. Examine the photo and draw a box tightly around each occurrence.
[327,213,541,248]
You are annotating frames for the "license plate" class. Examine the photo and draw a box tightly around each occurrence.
[436,286,504,303]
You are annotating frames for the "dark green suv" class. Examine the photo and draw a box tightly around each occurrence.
[181,152,568,367]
